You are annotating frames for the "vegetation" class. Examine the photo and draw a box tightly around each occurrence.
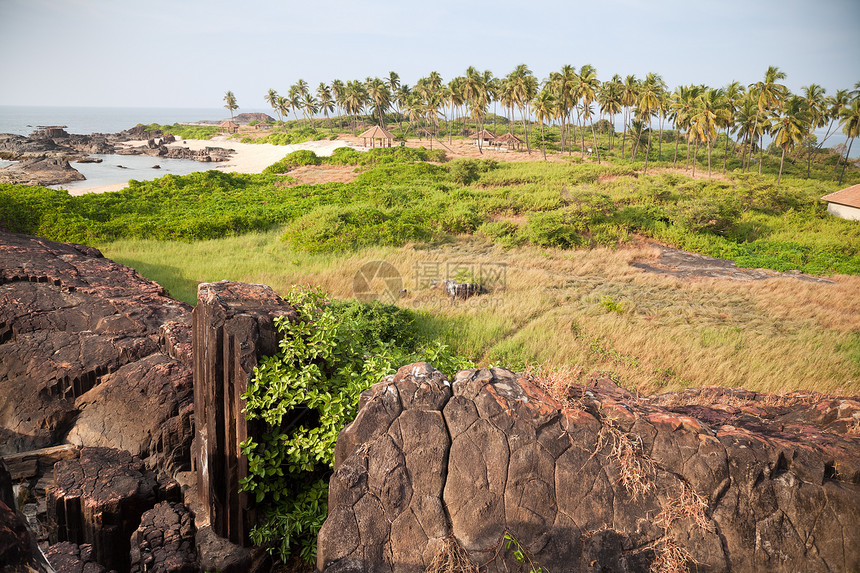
[224,90,238,120]
[240,287,471,562]
[140,123,220,140]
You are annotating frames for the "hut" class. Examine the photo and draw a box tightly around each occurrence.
[821,185,860,221]
[358,125,395,148]
[219,120,239,134]
[471,129,497,147]
[494,132,525,151]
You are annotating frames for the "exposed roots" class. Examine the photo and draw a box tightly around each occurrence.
[648,537,696,573]
[655,482,713,533]
[595,420,656,499]
[427,534,480,573]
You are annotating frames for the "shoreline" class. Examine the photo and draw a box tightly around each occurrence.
[68,136,353,195]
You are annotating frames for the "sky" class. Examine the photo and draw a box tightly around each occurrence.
[1,0,858,110]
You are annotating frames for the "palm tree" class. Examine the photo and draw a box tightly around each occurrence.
[637,73,662,173]
[223,90,238,120]
[531,86,555,160]
[302,93,319,126]
[316,83,335,132]
[275,96,290,125]
[444,78,462,142]
[689,88,728,178]
[772,95,810,184]
[343,80,367,135]
[722,81,745,173]
[287,86,301,122]
[395,84,411,134]
[366,77,391,127]
[265,89,280,121]
[598,76,622,152]
[747,66,787,173]
[579,64,602,164]
[508,64,537,153]
[839,99,860,184]
[462,67,489,151]
[620,75,639,157]
[801,84,827,178]
[331,79,345,127]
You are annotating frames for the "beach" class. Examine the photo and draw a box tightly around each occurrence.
[68,136,352,196]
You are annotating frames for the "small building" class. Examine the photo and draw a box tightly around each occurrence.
[358,125,395,148]
[821,185,860,221]
[494,132,525,151]
[219,120,239,134]
[471,129,496,147]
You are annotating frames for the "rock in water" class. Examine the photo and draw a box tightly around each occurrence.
[0,156,85,186]
[318,364,860,572]
[0,231,193,473]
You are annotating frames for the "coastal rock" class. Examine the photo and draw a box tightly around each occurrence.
[318,364,860,572]
[0,156,85,186]
[46,447,178,572]
[0,231,193,473]
[129,501,196,573]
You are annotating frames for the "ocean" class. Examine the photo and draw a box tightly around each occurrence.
[0,106,276,189]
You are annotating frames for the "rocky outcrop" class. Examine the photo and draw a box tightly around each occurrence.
[129,501,196,573]
[0,231,193,473]
[192,280,297,544]
[46,541,107,573]
[318,364,860,573]
[0,156,85,186]
[47,447,179,572]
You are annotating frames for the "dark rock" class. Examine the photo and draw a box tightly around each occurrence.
[195,526,251,573]
[129,501,196,573]
[318,365,860,573]
[46,447,175,572]
[0,499,38,572]
[0,231,193,473]
[0,461,13,511]
[46,541,107,573]
[192,280,297,544]
[0,156,85,186]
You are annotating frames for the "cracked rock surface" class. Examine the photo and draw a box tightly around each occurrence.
[318,363,860,573]
[129,501,196,573]
[0,231,193,473]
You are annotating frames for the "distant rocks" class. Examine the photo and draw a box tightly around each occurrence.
[0,124,235,187]
[0,156,85,186]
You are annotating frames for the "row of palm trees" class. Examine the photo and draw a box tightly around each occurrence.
[263,66,860,182]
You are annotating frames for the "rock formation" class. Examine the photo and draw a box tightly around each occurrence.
[0,231,193,473]
[129,501,196,573]
[318,363,860,573]
[0,156,86,186]
[47,447,179,572]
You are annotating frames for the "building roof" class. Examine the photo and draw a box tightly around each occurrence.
[494,133,524,144]
[822,184,860,209]
[219,120,239,128]
[358,125,395,140]
[471,129,496,140]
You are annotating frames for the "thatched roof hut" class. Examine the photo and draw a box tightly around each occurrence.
[494,132,525,150]
[219,120,239,134]
[358,125,395,148]
[471,129,497,144]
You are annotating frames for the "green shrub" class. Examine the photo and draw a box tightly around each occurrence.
[449,158,499,185]
[523,209,584,249]
[240,287,472,563]
[263,150,323,174]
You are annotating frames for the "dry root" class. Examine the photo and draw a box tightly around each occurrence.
[594,420,656,498]
[427,534,480,573]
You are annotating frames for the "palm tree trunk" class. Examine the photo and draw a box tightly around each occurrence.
[778,147,786,184]
[839,137,855,184]
[673,131,680,167]
[521,106,531,153]
[707,141,712,178]
[541,124,546,160]
[590,123,600,164]
[723,130,729,173]
[643,121,652,174]
[692,139,700,177]
[758,134,764,175]
[621,108,628,157]
[746,112,759,173]
[684,137,691,171]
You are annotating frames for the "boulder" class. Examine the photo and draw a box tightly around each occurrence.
[45,541,107,573]
[0,231,193,473]
[0,156,85,186]
[318,365,860,573]
[129,501,196,573]
[47,447,178,572]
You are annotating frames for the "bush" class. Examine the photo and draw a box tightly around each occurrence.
[240,287,472,563]
[263,150,323,174]
[449,158,499,185]
[523,209,584,249]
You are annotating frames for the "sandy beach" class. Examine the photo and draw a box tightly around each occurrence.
[69,136,352,196]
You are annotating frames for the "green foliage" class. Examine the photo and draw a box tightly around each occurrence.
[141,123,219,140]
[240,287,472,563]
[601,295,627,313]
[263,150,323,174]
[504,532,546,573]
[449,158,499,185]
[247,126,328,145]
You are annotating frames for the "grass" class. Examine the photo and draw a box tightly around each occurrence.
[100,232,860,396]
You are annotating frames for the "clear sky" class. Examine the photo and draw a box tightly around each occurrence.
[1,0,858,109]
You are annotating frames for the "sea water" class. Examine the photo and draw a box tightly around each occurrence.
[0,105,273,189]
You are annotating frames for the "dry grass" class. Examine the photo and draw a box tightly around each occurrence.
[100,233,860,396]
[427,535,480,573]
[592,419,657,499]
[647,537,696,573]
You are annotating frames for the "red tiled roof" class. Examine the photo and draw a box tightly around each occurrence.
[822,184,860,209]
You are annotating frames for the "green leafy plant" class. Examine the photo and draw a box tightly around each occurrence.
[240,287,472,564]
[503,532,546,573]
